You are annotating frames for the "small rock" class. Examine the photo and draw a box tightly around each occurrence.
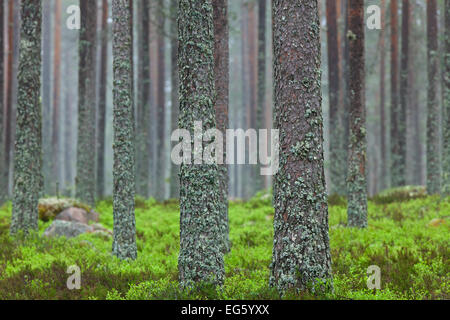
[44,220,94,239]
[55,207,99,224]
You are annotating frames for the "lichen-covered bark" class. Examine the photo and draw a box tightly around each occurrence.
[346,0,367,228]
[398,0,410,187]
[443,0,450,195]
[177,0,224,287]
[111,0,137,261]
[270,0,332,294]
[169,0,180,199]
[379,0,387,190]
[0,1,6,205]
[213,0,230,254]
[10,0,42,235]
[390,0,402,187]
[426,0,442,195]
[326,0,346,196]
[76,0,97,207]
[97,0,109,199]
[136,0,151,198]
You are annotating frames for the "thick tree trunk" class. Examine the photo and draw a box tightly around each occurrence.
[52,0,62,193]
[443,0,450,194]
[346,0,367,228]
[76,1,97,207]
[111,0,137,260]
[426,0,441,194]
[97,0,109,199]
[213,0,230,254]
[390,0,401,187]
[178,0,224,287]
[270,0,333,294]
[169,0,180,199]
[10,0,42,235]
[136,0,151,198]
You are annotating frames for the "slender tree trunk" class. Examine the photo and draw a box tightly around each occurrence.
[256,0,266,191]
[111,0,137,260]
[52,0,61,193]
[346,0,367,228]
[4,1,15,197]
[270,0,333,294]
[136,0,151,198]
[178,0,224,287]
[326,0,346,196]
[380,0,387,191]
[76,1,97,207]
[213,0,230,254]
[10,0,42,235]
[398,0,410,187]
[155,0,166,201]
[96,0,109,199]
[0,1,5,205]
[169,0,180,199]
[426,0,441,194]
[443,0,450,194]
[42,0,52,195]
[390,0,401,187]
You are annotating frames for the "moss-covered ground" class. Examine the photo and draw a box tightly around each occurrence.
[0,188,448,300]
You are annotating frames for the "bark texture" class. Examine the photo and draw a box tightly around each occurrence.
[10,0,42,235]
[111,0,137,260]
[443,0,450,194]
[76,0,97,207]
[379,0,387,190]
[346,0,367,228]
[0,1,6,205]
[213,0,230,254]
[177,0,224,287]
[426,0,441,195]
[270,0,333,294]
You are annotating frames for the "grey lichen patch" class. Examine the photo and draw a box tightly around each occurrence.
[177,0,225,288]
[10,0,42,236]
[270,0,332,295]
[111,0,137,261]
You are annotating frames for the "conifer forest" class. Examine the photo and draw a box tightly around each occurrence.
[0,0,448,303]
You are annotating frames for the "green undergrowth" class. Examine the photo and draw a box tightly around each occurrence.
[0,190,448,300]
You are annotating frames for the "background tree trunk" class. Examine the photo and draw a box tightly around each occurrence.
[346,0,367,228]
[443,0,450,194]
[76,0,97,207]
[0,1,6,204]
[270,0,332,294]
[52,0,61,193]
[10,0,42,235]
[379,0,387,191]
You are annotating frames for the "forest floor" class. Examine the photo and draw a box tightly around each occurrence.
[0,187,448,300]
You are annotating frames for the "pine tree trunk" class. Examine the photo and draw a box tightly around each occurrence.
[398,0,410,187]
[380,0,387,190]
[270,0,333,294]
[76,1,97,207]
[52,0,62,193]
[111,0,137,260]
[0,1,5,205]
[169,0,180,199]
[155,0,166,201]
[390,0,401,187]
[346,0,367,228]
[443,0,450,194]
[213,0,230,253]
[10,0,42,235]
[178,0,224,287]
[426,0,441,195]
[136,0,151,198]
